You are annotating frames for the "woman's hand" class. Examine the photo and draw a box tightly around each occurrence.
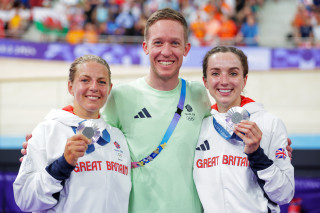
[64,134,91,166]
[234,120,262,154]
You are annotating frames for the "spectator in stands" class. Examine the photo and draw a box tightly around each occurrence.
[0,19,5,38]
[93,2,109,38]
[106,0,121,20]
[157,0,180,11]
[236,0,246,15]
[20,0,30,8]
[292,4,314,47]
[190,12,207,46]
[7,6,22,38]
[83,21,98,43]
[0,0,14,10]
[66,23,84,44]
[66,3,85,31]
[83,0,98,25]
[236,4,254,28]
[106,14,122,35]
[236,14,259,46]
[29,0,44,8]
[7,1,28,38]
[220,0,236,17]
[218,13,238,45]
[125,0,142,22]
[134,13,147,36]
[311,9,320,46]
[94,2,108,24]
[298,15,314,47]
[180,0,196,25]
[204,5,223,46]
[115,4,136,36]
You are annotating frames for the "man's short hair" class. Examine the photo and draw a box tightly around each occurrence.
[144,8,189,43]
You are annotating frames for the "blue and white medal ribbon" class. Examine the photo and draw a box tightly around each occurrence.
[213,106,250,141]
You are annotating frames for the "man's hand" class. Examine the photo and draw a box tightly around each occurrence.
[286,138,293,160]
[19,134,32,162]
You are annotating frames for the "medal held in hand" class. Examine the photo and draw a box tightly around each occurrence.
[76,120,100,144]
[225,107,250,133]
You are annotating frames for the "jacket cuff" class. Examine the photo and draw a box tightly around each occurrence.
[247,146,273,171]
[45,155,75,181]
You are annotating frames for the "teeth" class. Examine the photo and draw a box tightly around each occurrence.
[87,96,99,100]
[219,90,231,93]
[160,61,173,65]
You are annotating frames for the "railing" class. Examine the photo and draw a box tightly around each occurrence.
[1,27,319,49]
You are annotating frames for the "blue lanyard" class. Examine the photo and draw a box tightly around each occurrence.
[132,78,186,168]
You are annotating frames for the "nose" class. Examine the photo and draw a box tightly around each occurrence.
[220,73,229,85]
[90,81,98,92]
[161,43,172,57]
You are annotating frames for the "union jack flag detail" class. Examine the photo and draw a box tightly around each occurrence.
[114,141,120,149]
[275,148,287,159]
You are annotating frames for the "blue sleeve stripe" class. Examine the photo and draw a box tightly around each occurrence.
[247,146,277,206]
[45,155,75,181]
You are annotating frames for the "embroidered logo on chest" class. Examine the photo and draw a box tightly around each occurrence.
[113,141,124,161]
[184,104,195,121]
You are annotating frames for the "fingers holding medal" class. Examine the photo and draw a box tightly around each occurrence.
[64,134,91,166]
[226,107,262,154]
[64,120,100,166]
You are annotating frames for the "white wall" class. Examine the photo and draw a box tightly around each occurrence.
[1,58,319,137]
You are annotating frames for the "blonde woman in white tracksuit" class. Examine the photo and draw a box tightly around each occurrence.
[13,55,131,213]
[193,46,294,213]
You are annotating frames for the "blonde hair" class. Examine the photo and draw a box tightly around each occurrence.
[69,55,111,84]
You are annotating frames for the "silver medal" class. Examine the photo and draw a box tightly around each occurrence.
[76,120,100,144]
[225,107,250,132]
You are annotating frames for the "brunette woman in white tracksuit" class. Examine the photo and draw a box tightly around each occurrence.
[193,46,294,213]
[13,55,131,213]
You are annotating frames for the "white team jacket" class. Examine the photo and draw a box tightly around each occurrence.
[13,109,131,213]
[193,102,294,213]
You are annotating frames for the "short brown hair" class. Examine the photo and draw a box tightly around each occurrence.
[69,55,111,84]
[202,46,248,79]
[144,8,189,43]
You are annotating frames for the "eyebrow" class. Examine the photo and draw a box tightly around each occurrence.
[208,66,241,71]
[79,75,107,79]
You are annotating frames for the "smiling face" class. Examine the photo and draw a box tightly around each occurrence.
[68,61,112,119]
[142,19,191,89]
[203,52,247,113]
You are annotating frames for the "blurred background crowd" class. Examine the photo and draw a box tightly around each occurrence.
[0,0,319,47]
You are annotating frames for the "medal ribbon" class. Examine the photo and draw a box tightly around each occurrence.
[212,116,233,140]
[212,109,250,142]
[131,78,186,168]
